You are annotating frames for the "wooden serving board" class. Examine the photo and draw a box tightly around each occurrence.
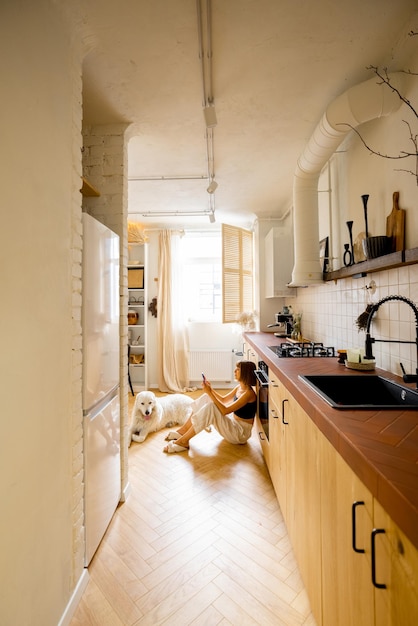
[386,191,405,253]
[287,337,312,344]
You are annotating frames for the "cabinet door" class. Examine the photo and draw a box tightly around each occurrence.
[268,373,286,508]
[320,436,375,626]
[251,345,267,464]
[243,341,258,364]
[255,414,270,467]
[285,392,322,621]
[264,227,296,298]
[270,373,289,517]
[373,500,418,626]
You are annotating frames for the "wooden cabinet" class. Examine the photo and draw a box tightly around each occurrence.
[268,371,287,515]
[246,344,269,462]
[255,413,270,467]
[267,376,322,619]
[243,340,258,364]
[320,436,418,626]
[284,389,322,621]
[374,500,418,626]
[264,227,297,298]
[259,371,418,626]
[320,435,375,626]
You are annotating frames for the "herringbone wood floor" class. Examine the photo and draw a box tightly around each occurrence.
[69,392,316,626]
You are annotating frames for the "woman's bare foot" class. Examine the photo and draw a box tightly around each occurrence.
[165,431,180,441]
[163,442,189,454]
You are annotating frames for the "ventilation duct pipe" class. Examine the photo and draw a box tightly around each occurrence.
[289,72,405,287]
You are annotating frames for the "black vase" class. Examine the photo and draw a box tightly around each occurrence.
[346,221,354,266]
[361,194,369,239]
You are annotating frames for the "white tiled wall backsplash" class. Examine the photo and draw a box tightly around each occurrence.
[293,264,418,378]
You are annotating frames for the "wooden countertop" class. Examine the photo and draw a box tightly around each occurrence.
[244,331,418,550]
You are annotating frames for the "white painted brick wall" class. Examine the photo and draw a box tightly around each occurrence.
[71,47,85,587]
[294,264,418,378]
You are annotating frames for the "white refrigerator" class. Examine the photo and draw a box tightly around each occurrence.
[82,213,121,565]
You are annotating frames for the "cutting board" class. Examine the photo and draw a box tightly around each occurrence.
[287,337,312,344]
[386,191,405,253]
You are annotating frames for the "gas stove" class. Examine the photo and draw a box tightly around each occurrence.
[268,342,335,358]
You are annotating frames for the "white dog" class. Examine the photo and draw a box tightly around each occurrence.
[130,391,194,444]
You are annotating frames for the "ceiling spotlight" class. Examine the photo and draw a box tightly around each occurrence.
[203,105,217,128]
[207,180,218,194]
[209,212,216,223]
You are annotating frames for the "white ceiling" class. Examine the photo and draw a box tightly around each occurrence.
[81,0,418,229]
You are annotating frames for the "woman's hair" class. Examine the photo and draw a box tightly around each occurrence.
[237,360,257,387]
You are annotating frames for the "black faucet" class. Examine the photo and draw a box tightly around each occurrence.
[365,295,418,388]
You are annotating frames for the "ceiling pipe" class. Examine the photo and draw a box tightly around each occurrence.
[289,72,405,287]
[138,210,212,218]
[205,0,214,105]
[196,0,206,108]
[129,175,208,181]
[197,0,218,221]
[197,0,216,111]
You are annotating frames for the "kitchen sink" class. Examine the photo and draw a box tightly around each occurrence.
[299,374,418,409]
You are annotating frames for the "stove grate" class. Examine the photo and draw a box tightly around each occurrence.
[268,342,335,358]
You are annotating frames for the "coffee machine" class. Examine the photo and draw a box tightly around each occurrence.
[267,312,294,337]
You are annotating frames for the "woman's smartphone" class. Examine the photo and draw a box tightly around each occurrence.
[202,373,206,382]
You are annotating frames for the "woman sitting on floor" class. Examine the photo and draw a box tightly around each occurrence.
[163,360,257,454]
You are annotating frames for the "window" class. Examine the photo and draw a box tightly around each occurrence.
[182,232,222,322]
[181,225,254,324]
[222,224,254,323]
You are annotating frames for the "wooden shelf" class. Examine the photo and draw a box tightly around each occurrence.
[405,247,418,264]
[325,247,418,281]
[81,177,100,197]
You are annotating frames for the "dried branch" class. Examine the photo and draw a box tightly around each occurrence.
[337,65,418,185]
[339,120,416,159]
[366,65,418,119]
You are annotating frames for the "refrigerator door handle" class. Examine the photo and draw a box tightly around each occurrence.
[83,384,120,419]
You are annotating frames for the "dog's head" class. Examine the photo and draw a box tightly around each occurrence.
[135,391,156,420]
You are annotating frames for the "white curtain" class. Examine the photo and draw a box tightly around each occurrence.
[157,230,193,392]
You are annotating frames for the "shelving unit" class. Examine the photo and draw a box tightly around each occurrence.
[128,243,147,391]
[325,246,418,281]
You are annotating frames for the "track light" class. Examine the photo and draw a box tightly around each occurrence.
[207,180,218,194]
[209,212,216,223]
[203,105,217,128]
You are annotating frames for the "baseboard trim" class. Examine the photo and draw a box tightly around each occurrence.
[58,568,90,626]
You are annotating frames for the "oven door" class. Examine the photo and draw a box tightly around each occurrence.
[254,362,269,440]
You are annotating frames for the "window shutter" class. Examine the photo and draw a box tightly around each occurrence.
[222,224,254,323]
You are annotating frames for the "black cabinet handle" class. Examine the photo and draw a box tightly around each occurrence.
[258,431,265,441]
[282,398,289,424]
[352,501,366,553]
[371,528,387,589]
[271,408,279,419]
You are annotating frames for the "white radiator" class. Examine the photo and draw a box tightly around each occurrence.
[189,350,232,382]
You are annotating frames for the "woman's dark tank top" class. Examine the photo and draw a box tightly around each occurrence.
[233,396,257,420]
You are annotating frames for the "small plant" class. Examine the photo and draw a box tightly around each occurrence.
[236,311,257,331]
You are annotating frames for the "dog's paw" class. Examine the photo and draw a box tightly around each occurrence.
[165,421,175,428]
[132,434,146,443]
